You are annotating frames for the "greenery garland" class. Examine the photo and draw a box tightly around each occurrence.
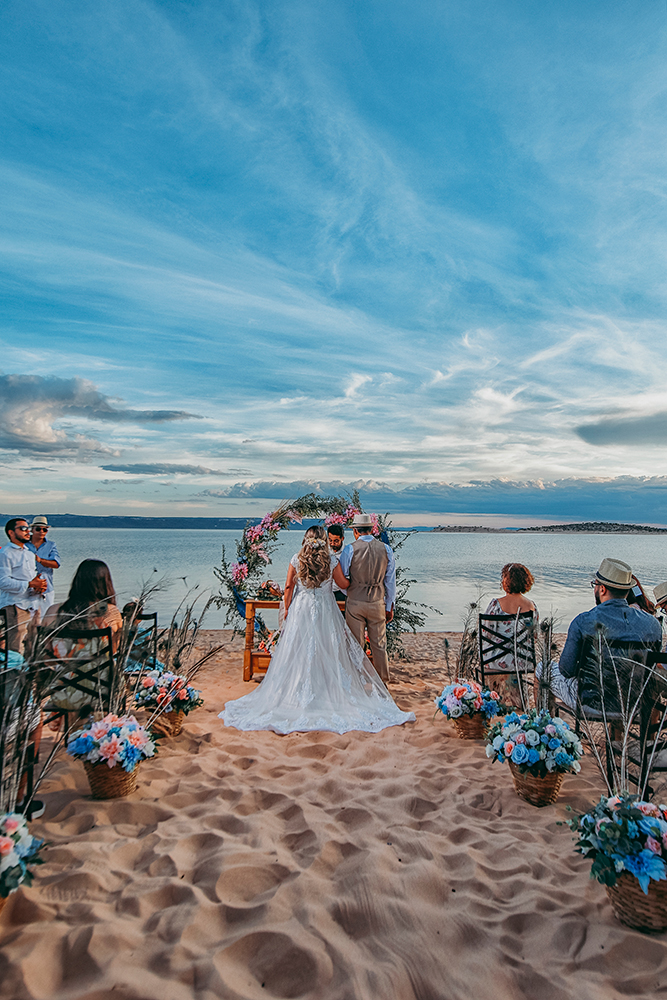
[213,490,435,658]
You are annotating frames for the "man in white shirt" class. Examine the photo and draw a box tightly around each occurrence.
[0,517,48,652]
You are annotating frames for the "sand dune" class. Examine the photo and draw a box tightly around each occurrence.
[0,632,662,1000]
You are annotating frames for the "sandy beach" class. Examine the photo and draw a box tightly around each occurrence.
[0,631,661,1000]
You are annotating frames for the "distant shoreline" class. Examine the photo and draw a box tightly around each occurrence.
[432,521,667,534]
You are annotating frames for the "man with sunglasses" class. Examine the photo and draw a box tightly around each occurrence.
[26,516,60,612]
[0,517,48,652]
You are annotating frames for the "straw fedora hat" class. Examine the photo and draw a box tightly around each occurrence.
[352,513,373,529]
[30,515,50,528]
[653,581,667,606]
[595,558,632,589]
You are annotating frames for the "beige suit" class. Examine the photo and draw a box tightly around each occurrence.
[345,537,390,682]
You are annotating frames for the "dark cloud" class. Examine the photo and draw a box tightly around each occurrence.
[0,374,200,456]
[576,411,667,446]
[103,463,224,475]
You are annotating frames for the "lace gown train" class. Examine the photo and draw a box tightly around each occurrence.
[219,555,415,735]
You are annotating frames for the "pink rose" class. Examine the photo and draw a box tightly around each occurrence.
[514,733,526,745]
[99,734,122,768]
[0,837,15,855]
[647,836,662,855]
[545,725,556,736]
[4,818,19,834]
[638,802,661,818]
[142,676,155,688]
[490,691,500,701]
[177,689,188,700]
[504,741,515,756]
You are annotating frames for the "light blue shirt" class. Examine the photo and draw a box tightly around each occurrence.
[26,537,60,596]
[0,542,40,610]
[338,535,396,611]
[559,599,663,678]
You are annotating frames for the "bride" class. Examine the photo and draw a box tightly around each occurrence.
[219,526,415,735]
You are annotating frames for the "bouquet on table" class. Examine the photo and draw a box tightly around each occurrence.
[435,679,501,739]
[485,709,584,806]
[0,813,44,905]
[133,670,204,716]
[67,714,156,773]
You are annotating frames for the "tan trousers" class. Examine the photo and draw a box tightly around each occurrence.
[345,598,390,683]
[4,606,32,653]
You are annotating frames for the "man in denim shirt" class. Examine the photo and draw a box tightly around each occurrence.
[537,558,662,708]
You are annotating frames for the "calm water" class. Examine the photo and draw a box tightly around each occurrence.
[43,528,667,631]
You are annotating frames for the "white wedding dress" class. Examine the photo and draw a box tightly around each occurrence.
[220,554,415,735]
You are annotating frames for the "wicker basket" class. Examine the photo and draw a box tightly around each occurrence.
[149,710,184,738]
[84,761,139,800]
[452,713,488,739]
[606,872,667,932]
[509,761,564,807]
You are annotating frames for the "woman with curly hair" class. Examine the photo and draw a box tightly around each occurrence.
[220,526,414,735]
[482,563,538,707]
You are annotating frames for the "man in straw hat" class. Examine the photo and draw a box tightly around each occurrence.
[333,513,396,683]
[536,557,662,708]
[654,581,667,616]
[26,516,60,612]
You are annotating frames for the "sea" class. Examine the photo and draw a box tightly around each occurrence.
[38,528,667,632]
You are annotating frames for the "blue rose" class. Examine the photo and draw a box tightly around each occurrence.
[623,850,667,894]
[638,816,667,837]
[541,734,550,744]
[511,744,530,765]
[527,747,540,764]
[67,734,95,757]
[548,738,562,750]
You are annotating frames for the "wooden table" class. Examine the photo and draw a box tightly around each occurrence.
[243,597,347,681]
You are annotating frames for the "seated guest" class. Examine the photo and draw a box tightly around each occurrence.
[653,581,667,617]
[626,574,657,615]
[483,563,537,706]
[44,560,123,716]
[536,558,662,709]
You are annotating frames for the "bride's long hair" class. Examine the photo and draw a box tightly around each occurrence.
[297,525,331,589]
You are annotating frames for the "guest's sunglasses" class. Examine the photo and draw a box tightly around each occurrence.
[33,527,48,533]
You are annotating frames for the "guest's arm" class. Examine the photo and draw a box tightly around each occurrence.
[558,619,584,678]
[283,564,297,616]
[333,564,350,591]
[383,543,396,614]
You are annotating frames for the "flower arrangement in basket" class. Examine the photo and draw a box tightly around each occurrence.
[485,709,584,806]
[0,813,44,912]
[435,679,501,739]
[67,713,156,800]
[568,795,667,931]
[134,670,203,737]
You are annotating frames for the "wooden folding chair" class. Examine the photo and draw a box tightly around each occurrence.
[478,611,536,706]
[45,626,116,729]
[123,611,158,673]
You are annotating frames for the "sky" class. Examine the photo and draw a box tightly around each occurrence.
[2,0,667,523]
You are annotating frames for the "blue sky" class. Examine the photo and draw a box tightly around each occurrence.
[2,0,667,522]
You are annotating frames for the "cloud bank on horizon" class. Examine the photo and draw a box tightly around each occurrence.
[1,0,667,520]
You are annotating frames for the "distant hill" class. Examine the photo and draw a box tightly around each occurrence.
[433,521,667,534]
[0,514,258,530]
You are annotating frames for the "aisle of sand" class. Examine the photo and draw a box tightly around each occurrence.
[1,632,664,1000]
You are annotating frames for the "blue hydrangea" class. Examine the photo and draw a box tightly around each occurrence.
[510,744,530,765]
[120,743,143,772]
[505,712,520,725]
[638,816,667,838]
[622,850,667,894]
[67,734,95,757]
[554,751,572,768]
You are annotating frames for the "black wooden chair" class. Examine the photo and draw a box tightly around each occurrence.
[123,611,158,674]
[0,609,42,817]
[478,611,536,705]
[557,636,660,786]
[45,626,116,729]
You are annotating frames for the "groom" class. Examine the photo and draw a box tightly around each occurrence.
[333,514,396,683]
